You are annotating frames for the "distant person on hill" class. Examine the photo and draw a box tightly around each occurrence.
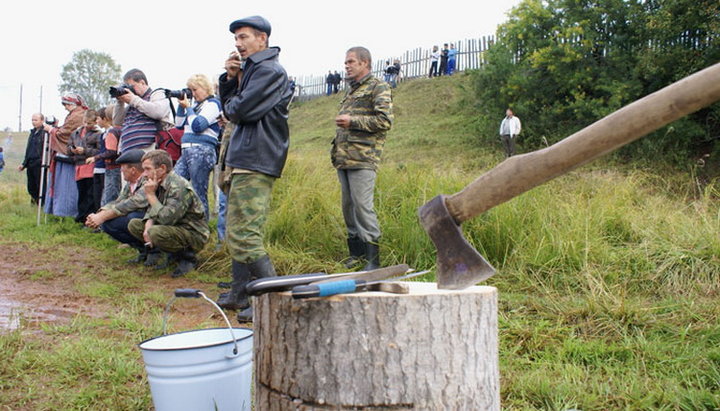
[217,15,292,322]
[43,93,87,218]
[19,113,47,204]
[429,45,440,78]
[0,147,4,174]
[332,46,393,271]
[383,59,393,83]
[113,68,174,154]
[326,70,334,96]
[447,43,458,75]
[390,59,401,88]
[128,150,209,277]
[333,70,342,94]
[499,108,522,157]
[85,149,151,263]
[439,43,449,76]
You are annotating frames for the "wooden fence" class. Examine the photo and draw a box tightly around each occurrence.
[294,36,496,102]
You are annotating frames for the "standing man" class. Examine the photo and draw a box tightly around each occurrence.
[499,108,522,157]
[18,113,47,204]
[439,44,449,77]
[332,70,342,94]
[113,69,174,154]
[332,46,393,271]
[326,70,334,96]
[128,150,209,277]
[447,43,458,75]
[217,15,292,322]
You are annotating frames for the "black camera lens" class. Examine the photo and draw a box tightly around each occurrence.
[167,88,193,100]
[109,84,131,98]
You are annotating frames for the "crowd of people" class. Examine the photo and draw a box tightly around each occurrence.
[429,43,459,78]
[14,15,515,324]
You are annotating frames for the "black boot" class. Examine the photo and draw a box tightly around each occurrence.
[235,255,277,323]
[144,250,163,267]
[126,246,147,264]
[344,237,366,268]
[171,250,197,278]
[363,242,380,271]
[217,260,251,310]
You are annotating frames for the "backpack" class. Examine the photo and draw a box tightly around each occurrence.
[156,128,183,163]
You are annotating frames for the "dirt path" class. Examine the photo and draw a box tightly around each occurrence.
[0,242,233,334]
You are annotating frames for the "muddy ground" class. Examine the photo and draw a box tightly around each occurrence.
[0,242,232,334]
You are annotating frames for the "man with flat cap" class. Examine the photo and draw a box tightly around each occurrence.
[217,15,292,322]
[86,149,150,263]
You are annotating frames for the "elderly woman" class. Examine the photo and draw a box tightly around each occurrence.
[174,74,222,219]
[43,93,87,218]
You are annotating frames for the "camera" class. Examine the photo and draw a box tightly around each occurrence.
[45,115,58,126]
[165,88,193,100]
[109,84,133,98]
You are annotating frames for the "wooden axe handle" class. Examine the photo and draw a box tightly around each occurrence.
[446,62,720,223]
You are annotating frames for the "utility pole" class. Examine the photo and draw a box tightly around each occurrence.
[18,83,23,132]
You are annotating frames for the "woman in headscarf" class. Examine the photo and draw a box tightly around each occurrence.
[43,93,87,218]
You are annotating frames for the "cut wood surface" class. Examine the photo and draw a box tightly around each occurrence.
[254,282,499,410]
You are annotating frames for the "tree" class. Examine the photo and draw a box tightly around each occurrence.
[59,49,122,111]
[472,0,719,163]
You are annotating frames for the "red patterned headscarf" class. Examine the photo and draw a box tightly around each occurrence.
[61,93,88,109]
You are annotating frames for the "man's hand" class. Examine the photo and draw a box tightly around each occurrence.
[17,165,24,172]
[85,213,103,229]
[143,219,154,247]
[144,171,160,198]
[225,52,243,79]
[117,92,134,104]
[85,156,95,164]
[335,115,352,129]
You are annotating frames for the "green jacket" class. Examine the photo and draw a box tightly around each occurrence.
[331,74,393,170]
[103,177,148,216]
[143,172,210,245]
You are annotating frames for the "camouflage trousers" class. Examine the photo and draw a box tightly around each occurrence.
[226,172,275,263]
[128,218,205,253]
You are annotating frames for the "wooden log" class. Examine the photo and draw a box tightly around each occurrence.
[254,282,499,410]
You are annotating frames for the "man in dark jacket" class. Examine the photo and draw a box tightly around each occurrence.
[217,15,292,322]
[18,113,47,204]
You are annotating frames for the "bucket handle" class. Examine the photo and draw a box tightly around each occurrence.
[162,289,240,358]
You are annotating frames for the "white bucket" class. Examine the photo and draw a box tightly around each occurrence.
[139,327,253,411]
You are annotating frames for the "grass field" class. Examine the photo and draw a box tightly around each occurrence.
[1,73,719,410]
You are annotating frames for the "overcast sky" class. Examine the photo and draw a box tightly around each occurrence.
[0,0,521,132]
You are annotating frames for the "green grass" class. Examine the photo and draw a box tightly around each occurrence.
[1,74,719,409]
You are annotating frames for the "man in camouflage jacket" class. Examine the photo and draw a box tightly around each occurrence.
[331,46,393,270]
[128,150,209,277]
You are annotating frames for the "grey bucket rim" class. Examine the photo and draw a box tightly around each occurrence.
[138,327,253,352]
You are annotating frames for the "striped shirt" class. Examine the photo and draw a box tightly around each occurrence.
[120,89,159,152]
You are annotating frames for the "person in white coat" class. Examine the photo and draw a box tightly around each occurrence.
[499,108,521,157]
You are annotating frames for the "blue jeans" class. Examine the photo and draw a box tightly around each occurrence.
[217,190,227,242]
[326,83,333,96]
[174,144,217,219]
[102,168,121,206]
[102,210,145,249]
[447,59,456,75]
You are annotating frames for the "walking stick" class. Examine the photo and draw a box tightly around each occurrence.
[37,129,50,226]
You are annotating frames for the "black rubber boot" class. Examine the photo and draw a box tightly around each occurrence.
[344,237,366,268]
[126,246,147,264]
[144,250,163,267]
[363,242,380,271]
[235,255,277,323]
[171,250,197,278]
[217,260,251,310]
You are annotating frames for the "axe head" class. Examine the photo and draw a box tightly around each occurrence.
[418,195,495,289]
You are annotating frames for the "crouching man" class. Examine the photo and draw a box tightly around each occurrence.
[128,150,209,277]
[85,149,150,262]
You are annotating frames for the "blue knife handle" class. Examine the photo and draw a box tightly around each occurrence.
[317,280,359,297]
[292,280,363,299]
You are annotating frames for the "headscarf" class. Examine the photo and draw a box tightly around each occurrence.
[61,93,88,109]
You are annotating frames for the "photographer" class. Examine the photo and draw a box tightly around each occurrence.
[173,74,222,219]
[112,69,173,154]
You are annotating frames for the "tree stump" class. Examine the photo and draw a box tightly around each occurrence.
[254,282,499,410]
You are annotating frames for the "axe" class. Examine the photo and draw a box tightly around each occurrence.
[419,62,720,290]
